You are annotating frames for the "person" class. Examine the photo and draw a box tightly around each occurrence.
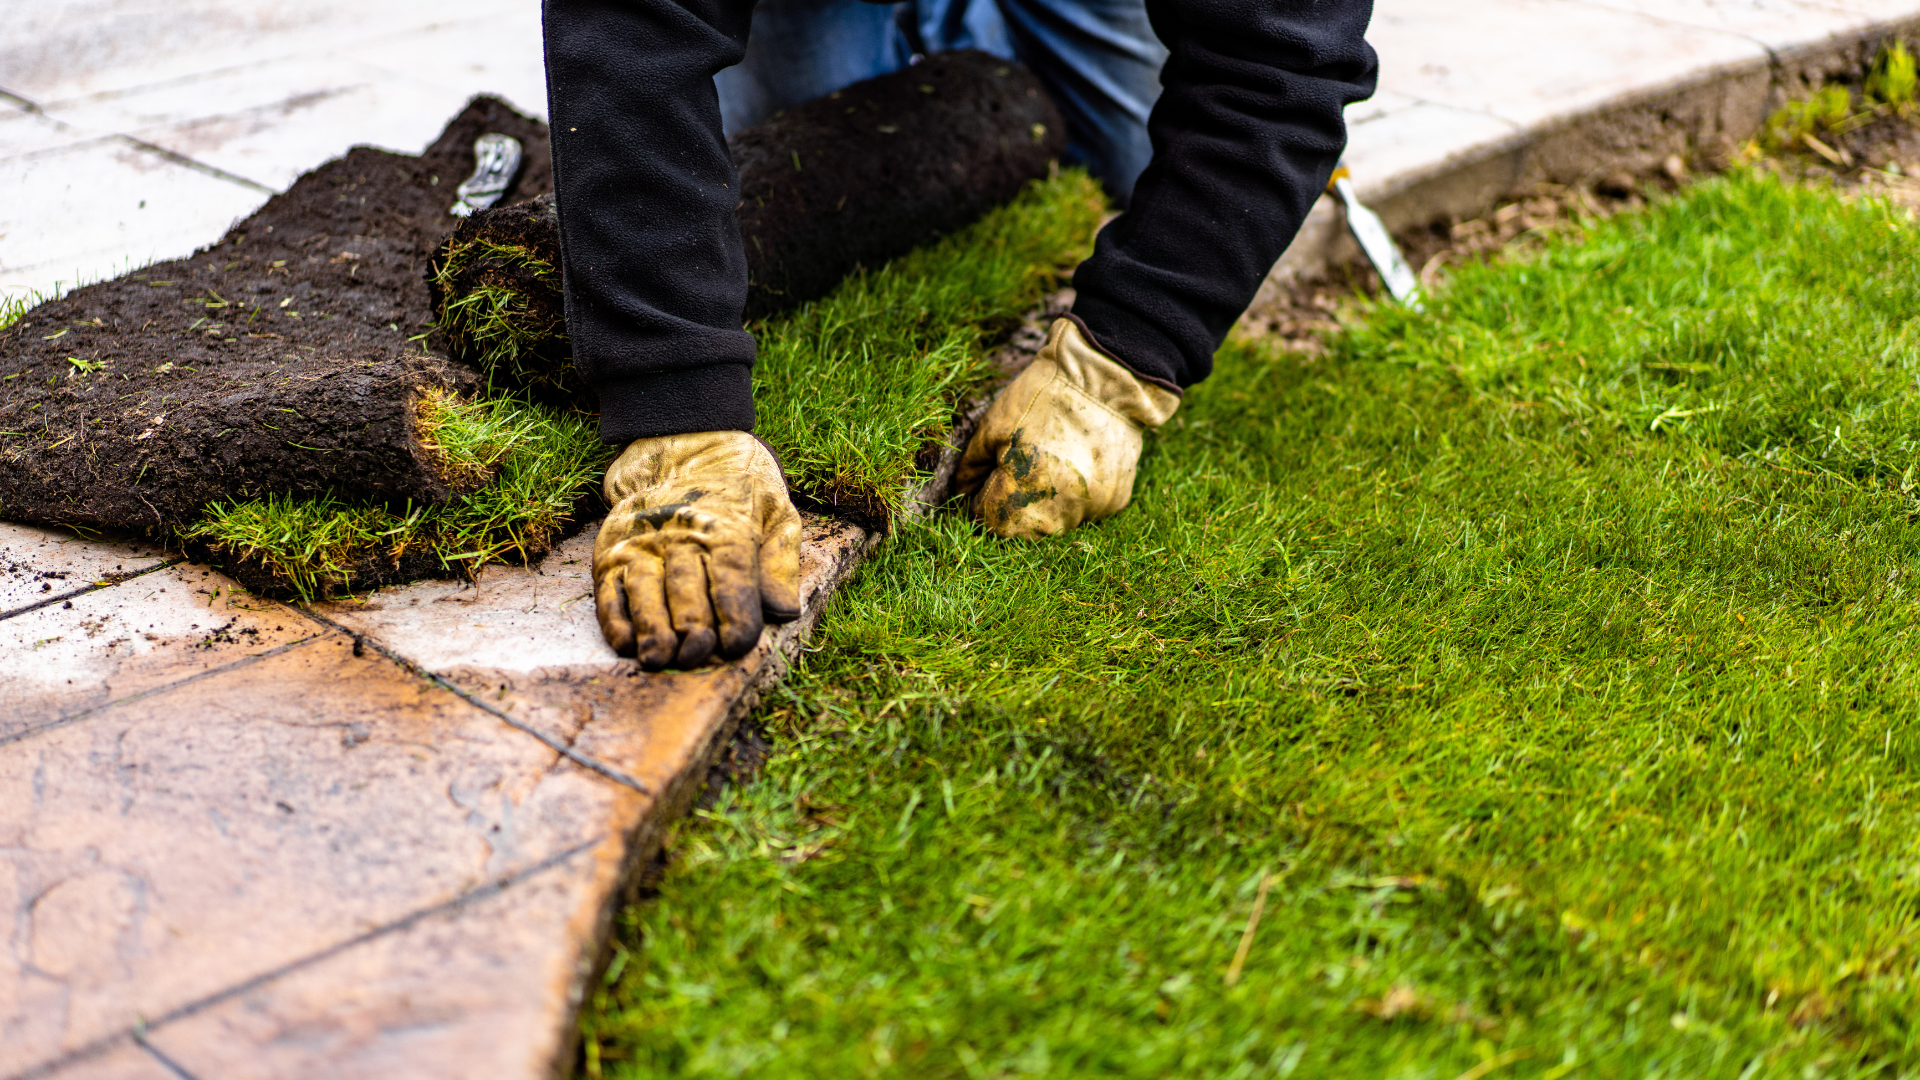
[541,0,1378,670]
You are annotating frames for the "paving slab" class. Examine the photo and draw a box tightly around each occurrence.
[9,2,1920,1079]
[1373,0,1770,133]
[40,58,476,193]
[0,0,528,106]
[0,525,173,615]
[2,516,873,1080]
[1579,0,1888,50]
[0,138,266,303]
[0,558,313,735]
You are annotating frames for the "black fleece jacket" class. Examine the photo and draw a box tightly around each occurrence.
[542,0,1377,442]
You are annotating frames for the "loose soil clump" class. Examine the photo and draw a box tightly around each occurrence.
[430,51,1065,395]
[0,97,553,533]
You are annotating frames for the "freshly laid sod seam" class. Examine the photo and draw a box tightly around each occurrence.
[186,171,1105,598]
[745,169,1105,526]
[577,171,1920,1078]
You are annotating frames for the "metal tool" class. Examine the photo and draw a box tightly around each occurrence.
[1327,165,1422,311]
[450,133,524,217]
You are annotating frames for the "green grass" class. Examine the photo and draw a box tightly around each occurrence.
[185,393,611,598]
[0,289,40,332]
[752,171,1107,523]
[430,237,572,398]
[186,172,1102,595]
[1868,41,1917,113]
[1763,38,1918,152]
[578,170,1920,1078]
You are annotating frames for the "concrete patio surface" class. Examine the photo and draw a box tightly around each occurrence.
[6,2,1920,1079]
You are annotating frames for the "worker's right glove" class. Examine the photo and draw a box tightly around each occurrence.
[592,431,802,669]
[956,318,1181,538]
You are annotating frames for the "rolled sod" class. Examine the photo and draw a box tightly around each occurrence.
[430,50,1066,396]
[0,97,554,533]
[2,59,1067,594]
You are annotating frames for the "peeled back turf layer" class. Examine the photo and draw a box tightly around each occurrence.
[430,50,1066,397]
[0,97,552,532]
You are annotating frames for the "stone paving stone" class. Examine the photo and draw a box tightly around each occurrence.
[333,12,551,130]
[1372,0,1771,132]
[0,559,315,738]
[317,517,877,792]
[0,525,172,615]
[2,518,873,1080]
[21,1043,178,1080]
[1342,98,1524,201]
[0,0,530,106]
[1579,0,1893,48]
[0,106,87,164]
[40,57,476,193]
[316,529,608,678]
[0,0,538,304]
[132,833,613,1080]
[0,138,266,302]
[1,630,624,1078]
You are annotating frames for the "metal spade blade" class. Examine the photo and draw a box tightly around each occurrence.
[1329,170,1422,311]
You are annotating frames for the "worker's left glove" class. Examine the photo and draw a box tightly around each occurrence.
[593,431,802,669]
[957,318,1180,538]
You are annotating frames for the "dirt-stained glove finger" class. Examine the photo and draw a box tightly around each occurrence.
[706,538,764,659]
[596,430,806,668]
[976,448,1077,539]
[622,551,677,671]
[964,319,1178,539]
[663,543,717,667]
[954,422,1001,497]
[758,507,802,622]
[593,561,637,658]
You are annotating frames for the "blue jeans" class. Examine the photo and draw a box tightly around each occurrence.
[545,0,1374,439]
[715,0,1167,202]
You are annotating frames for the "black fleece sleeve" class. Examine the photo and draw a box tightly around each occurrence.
[544,0,760,443]
[1069,0,1377,389]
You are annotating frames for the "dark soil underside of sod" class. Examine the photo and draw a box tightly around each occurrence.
[0,96,554,534]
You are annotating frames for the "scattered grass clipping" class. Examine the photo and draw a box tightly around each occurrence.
[750,170,1108,525]
[578,170,1920,1077]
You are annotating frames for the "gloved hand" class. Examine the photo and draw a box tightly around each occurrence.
[957,318,1180,538]
[593,431,802,669]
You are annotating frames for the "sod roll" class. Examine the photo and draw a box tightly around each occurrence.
[429,50,1066,398]
[0,97,557,533]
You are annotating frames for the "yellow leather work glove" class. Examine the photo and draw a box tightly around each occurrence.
[956,318,1181,539]
[593,431,802,669]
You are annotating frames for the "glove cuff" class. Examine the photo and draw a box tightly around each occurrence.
[1043,318,1181,429]
[603,429,781,504]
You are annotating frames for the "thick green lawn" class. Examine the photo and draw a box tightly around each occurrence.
[579,172,1920,1078]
